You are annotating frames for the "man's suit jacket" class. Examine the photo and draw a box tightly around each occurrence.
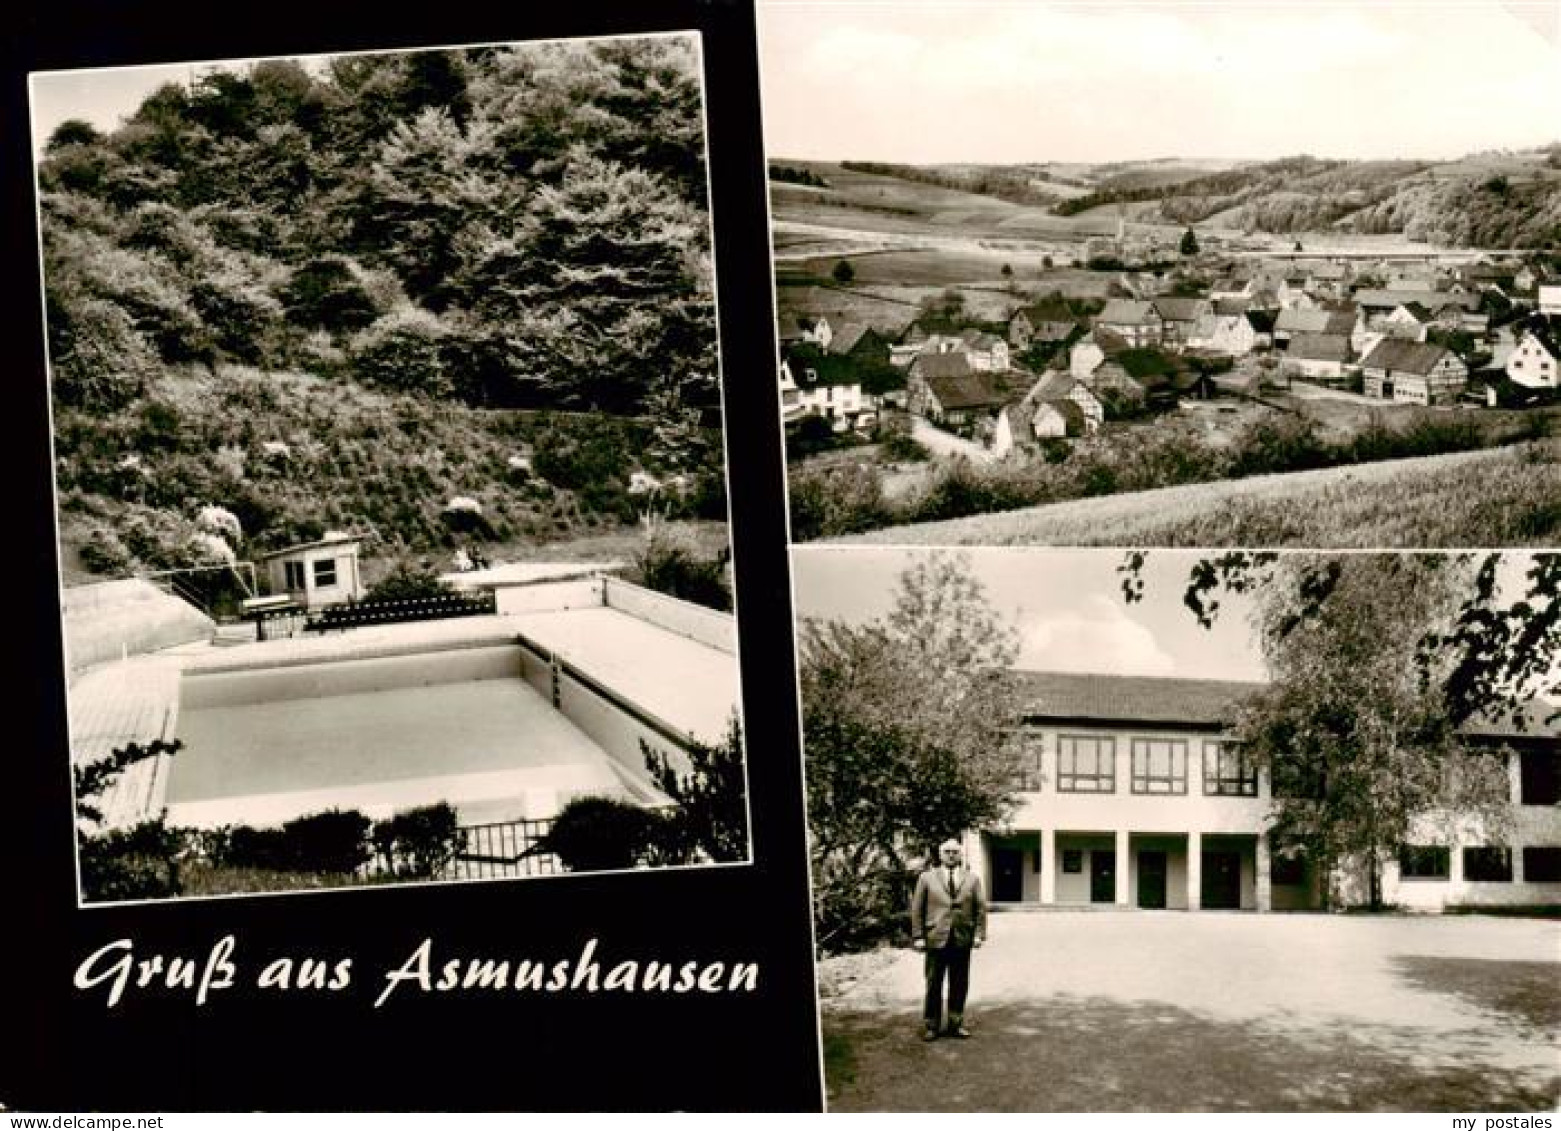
[911,865,987,949]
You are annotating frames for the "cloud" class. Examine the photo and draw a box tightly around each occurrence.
[1015,594,1177,677]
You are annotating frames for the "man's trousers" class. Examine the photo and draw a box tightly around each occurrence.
[922,943,972,1027]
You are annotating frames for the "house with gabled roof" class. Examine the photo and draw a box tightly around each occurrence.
[1304,261,1350,299]
[1096,299,1164,348]
[1360,338,1467,406]
[1506,321,1560,390]
[1282,333,1353,382]
[1189,311,1259,357]
[1025,370,1104,435]
[1381,303,1433,342]
[1009,299,1083,351]
[1070,326,1131,383]
[1274,307,1356,349]
[907,353,1018,429]
[779,346,869,431]
[1089,348,1189,409]
[1150,297,1210,349]
[959,328,1012,372]
[966,670,1561,912]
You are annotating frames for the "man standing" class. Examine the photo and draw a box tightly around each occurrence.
[910,838,987,1041]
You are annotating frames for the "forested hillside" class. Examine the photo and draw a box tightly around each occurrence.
[873,148,1561,247]
[37,38,724,577]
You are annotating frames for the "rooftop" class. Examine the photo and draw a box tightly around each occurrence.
[1017,670,1262,727]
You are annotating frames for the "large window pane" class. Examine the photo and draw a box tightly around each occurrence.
[1203,740,1257,797]
[1057,734,1115,793]
[1131,738,1186,794]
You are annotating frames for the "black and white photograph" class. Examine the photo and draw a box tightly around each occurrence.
[792,546,1561,1111]
[33,33,753,904]
[761,1,1561,548]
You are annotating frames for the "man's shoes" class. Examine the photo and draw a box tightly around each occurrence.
[946,1022,971,1039]
[921,1025,939,1042]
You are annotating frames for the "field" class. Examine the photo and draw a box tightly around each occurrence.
[832,438,1561,549]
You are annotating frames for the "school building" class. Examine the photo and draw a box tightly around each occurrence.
[965,672,1561,912]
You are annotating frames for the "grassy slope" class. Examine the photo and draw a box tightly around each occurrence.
[831,439,1561,549]
[55,366,726,584]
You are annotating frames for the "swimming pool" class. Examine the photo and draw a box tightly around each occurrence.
[167,643,629,828]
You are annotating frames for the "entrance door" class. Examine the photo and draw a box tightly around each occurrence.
[1137,850,1167,909]
[992,847,1024,903]
[1201,851,1242,909]
[1090,849,1116,904]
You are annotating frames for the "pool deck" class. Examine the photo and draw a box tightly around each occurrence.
[509,606,737,746]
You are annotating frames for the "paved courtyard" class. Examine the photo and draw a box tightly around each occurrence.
[820,911,1560,1112]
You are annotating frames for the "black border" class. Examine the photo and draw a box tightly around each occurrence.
[2,0,821,1111]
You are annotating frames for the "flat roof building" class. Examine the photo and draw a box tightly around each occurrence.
[969,672,1560,913]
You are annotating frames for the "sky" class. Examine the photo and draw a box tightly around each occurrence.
[29,5,1561,163]
[758,0,1561,163]
[789,548,1269,681]
[30,57,314,157]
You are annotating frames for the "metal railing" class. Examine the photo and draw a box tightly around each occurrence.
[306,591,498,632]
[445,817,560,880]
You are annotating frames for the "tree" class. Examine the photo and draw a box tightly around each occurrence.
[799,553,1025,952]
[831,259,855,285]
[1123,552,1557,909]
[46,118,106,152]
[643,716,748,863]
[916,288,967,330]
[1180,227,1199,256]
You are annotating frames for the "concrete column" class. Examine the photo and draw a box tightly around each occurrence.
[1115,828,1130,906]
[1188,831,1203,911]
[1255,833,1272,912]
[1040,828,1057,906]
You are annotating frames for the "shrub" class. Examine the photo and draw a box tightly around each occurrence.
[1226,414,1332,477]
[78,522,133,575]
[78,819,186,902]
[221,809,371,874]
[635,531,731,611]
[642,716,748,865]
[813,857,917,955]
[788,462,891,541]
[350,306,453,397]
[372,803,463,879]
[909,460,1036,523]
[50,296,158,412]
[363,562,456,603]
[879,427,930,463]
[535,796,659,872]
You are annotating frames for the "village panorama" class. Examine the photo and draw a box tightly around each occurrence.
[774,151,1561,548]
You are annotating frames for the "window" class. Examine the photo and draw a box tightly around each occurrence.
[1519,750,1560,806]
[1398,845,1450,880]
[1057,735,1115,793]
[1463,846,1513,882]
[1062,849,1083,874]
[313,558,338,588]
[1203,740,1257,797]
[1523,847,1561,882]
[284,561,305,590]
[1130,738,1187,794]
